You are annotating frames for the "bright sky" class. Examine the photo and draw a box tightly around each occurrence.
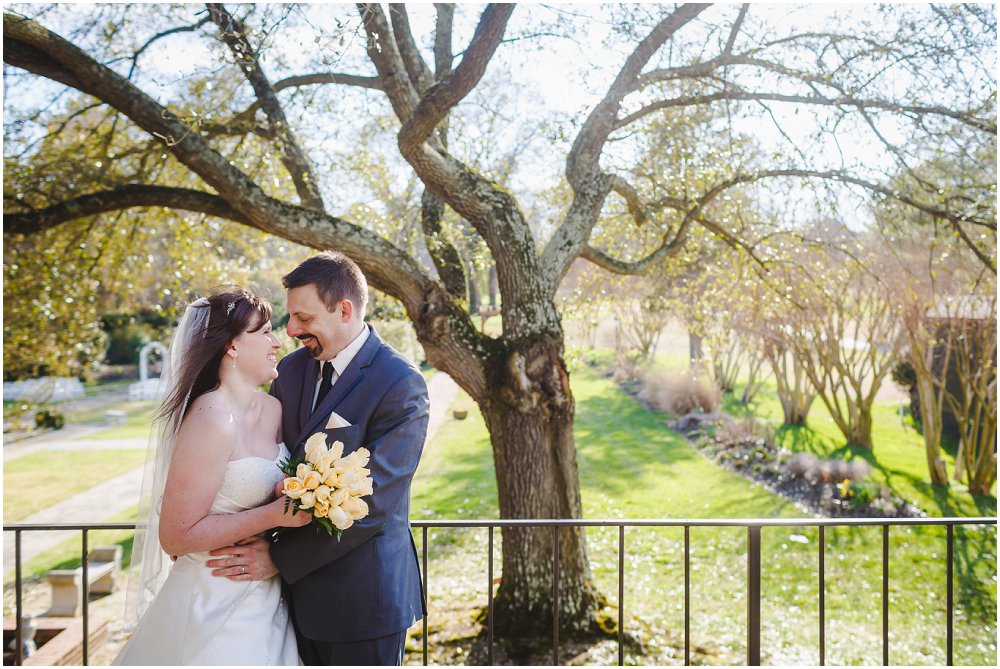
[4,3,991,236]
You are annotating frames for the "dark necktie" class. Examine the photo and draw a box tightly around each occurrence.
[315,361,334,410]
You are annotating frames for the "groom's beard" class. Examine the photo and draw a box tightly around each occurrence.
[298,334,323,358]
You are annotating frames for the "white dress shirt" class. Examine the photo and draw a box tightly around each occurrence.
[311,326,371,410]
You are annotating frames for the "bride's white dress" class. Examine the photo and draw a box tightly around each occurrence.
[115,444,298,666]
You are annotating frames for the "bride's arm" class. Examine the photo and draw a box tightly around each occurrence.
[158,401,308,556]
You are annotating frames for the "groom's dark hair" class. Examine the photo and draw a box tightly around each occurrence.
[283,251,368,316]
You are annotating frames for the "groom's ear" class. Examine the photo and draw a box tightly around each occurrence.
[339,299,354,323]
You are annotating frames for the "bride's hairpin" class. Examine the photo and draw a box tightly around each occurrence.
[226,301,236,317]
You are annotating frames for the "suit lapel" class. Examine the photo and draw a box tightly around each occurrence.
[298,356,320,435]
[294,326,383,447]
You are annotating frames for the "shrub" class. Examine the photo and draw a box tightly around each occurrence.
[35,409,65,430]
[783,452,870,483]
[639,370,721,415]
[836,478,882,508]
[611,356,642,384]
[714,417,775,444]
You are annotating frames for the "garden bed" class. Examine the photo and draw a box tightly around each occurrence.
[688,421,926,518]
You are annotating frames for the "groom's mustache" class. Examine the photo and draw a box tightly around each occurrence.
[297,334,316,342]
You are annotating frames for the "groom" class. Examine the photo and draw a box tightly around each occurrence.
[208,251,429,665]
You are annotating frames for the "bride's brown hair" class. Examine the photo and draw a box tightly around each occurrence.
[154,287,273,431]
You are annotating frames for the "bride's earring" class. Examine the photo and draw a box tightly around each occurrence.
[231,351,237,369]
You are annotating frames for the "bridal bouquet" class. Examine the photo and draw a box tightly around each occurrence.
[277,432,374,538]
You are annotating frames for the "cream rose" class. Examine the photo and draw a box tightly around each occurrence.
[338,447,371,470]
[328,505,354,531]
[353,478,374,496]
[313,485,331,502]
[318,448,342,473]
[340,470,373,496]
[296,463,312,479]
[313,498,331,518]
[329,440,345,461]
[329,488,349,507]
[282,476,306,499]
[322,469,341,487]
[301,470,322,490]
[304,432,328,464]
[298,491,315,509]
[341,495,369,520]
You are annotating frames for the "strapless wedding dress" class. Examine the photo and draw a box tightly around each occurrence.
[115,444,298,666]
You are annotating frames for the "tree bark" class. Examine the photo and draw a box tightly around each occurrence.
[844,407,874,450]
[478,336,601,636]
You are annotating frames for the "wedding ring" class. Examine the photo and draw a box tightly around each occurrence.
[240,565,246,575]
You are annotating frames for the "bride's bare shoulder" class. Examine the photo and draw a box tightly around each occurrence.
[179,391,238,437]
[255,392,282,427]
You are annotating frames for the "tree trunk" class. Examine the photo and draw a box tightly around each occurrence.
[480,338,601,637]
[845,408,874,449]
[487,264,498,308]
[689,332,703,365]
[772,353,815,426]
[780,394,812,426]
[414,289,603,637]
[915,377,949,485]
[468,274,481,315]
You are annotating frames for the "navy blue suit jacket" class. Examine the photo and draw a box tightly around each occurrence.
[269,325,428,642]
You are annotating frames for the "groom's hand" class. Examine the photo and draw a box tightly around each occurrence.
[206,536,278,581]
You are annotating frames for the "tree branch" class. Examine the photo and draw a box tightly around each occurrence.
[273,71,383,92]
[615,88,997,135]
[398,3,513,153]
[3,11,437,297]
[609,175,649,224]
[3,185,246,234]
[541,4,709,292]
[208,71,383,137]
[433,3,455,80]
[206,3,325,211]
[722,4,748,56]
[566,4,709,183]
[125,17,212,80]
[388,4,434,93]
[358,3,421,123]
[420,189,467,298]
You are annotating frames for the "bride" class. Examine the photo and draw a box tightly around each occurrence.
[115,288,310,665]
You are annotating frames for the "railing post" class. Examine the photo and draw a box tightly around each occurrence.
[882,524,889,666]
[747,525,761,666]
[488,525,494,666]
[15,530,23,666]
[552,525,560,666]
[946,524,954,666]
[618,524,624,666]
[422,526,428,666]
[684,525,691,666]
[819,525,826,666]
[82,528,89,665]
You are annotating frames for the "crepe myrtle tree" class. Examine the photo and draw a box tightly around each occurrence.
[4,3,994,635]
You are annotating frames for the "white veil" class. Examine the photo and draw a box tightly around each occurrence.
[122,297,212,628]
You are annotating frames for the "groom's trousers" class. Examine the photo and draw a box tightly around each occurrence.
[296,631,407,666]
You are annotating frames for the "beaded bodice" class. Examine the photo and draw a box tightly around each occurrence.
[210,443,288,513]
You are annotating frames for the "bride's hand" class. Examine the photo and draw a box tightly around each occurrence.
[269,496,312,527]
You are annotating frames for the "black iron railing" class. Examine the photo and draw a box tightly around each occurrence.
[4,517,996,666]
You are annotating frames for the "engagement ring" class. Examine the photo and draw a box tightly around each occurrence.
[240,565,246,575]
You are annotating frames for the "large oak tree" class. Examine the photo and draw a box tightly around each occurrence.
[4,3,994,634]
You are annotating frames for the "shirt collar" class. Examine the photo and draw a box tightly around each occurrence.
[322,325,370,377]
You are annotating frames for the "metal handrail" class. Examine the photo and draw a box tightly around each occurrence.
[4,517,996,666]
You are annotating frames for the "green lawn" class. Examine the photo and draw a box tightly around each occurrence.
[75,401,156,440]
[3,450,146,524]
[410,351,996,665]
